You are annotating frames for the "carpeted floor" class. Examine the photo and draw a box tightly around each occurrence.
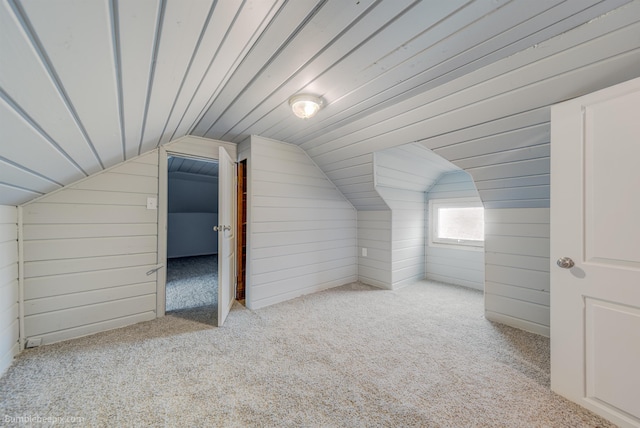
[0,280,613,427]
[165,255,218,312]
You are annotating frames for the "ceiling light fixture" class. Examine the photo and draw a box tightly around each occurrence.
[289,94,323,119]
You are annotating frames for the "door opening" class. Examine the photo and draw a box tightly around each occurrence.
[165,156,219,323]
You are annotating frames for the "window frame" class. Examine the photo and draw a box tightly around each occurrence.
[428,197,484,251]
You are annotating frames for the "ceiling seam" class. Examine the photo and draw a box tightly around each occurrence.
[416,107,550,147]
[157,0,218,148]
[283,0,483,146]
[109,0,127,161]
[292,0,601,147]
[0,181,43,197]
[463,155,550,171]
[137,0,167,156]
[309,50,590,160]
[190,0,289,137]
[0,156,63,187]
[221,0,396,142]
[0,88,88,177]
[297,6,636,150]
[9,0,105,169]
[441,141,551,163]
[201,0,330,137]
[175,0,251,139]
[428,121,550,151]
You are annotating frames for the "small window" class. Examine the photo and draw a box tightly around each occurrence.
[429,198,484,250]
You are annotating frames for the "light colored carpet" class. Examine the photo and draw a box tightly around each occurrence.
[0,280,613,427]
[165,255,218,312]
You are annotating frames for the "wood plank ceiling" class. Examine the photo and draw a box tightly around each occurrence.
[1,0,639,208]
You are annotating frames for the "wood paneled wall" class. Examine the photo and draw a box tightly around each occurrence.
[375,188,426,288]
[425,172,484,290]
[484,208,550,337]
[21,152,160,345]
[244,136,357,309]
[0,205,18,375]
[357,210,392,289]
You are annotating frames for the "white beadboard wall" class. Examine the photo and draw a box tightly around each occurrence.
[371,144,458,289]
[425,171,485,291]
[376,187,425,289]
[0,205,18,375]
[21,151,160,346]
[357,210,392,289]
[245,136,357,309]
[484,208,550,337]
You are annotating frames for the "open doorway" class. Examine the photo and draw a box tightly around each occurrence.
[165,156,219,320]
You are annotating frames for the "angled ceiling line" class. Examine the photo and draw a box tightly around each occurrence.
[288,1,601,148]
[109,0,127,161]
[439,138,551,164]
[169,0,249,142]
[200,0,330,138]
[474,172,550,186]
[220,0,423,143]
[9,0,105,169]
[423,0,627,93]
[187,0,288,136]
[0,87,88,177]
[451,145,550,170]
[137,0,166,156]
[415,106,550,149]
[277,0,509,146]
[216,0,399,141]
[154,0,219,149]
[286,14,523,146]
[0,181,43,197]
[0,155,64,187]
[300,17,639,160]
[431,122,550,156]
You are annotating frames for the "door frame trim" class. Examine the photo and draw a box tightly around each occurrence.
[157,139,235,317]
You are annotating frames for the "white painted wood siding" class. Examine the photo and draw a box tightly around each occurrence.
[425,172,485,290]
[484,208,550,337]
[371,144,459,289]
[301,5,640,211]
[376,187,425,289]
[358,210,391,289]
[21,152,159,345]
[323,153,386,211]
[426,120,551,209]
[0,205,18,375]
[245,136,357,309]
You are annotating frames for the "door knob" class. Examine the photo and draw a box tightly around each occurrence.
[213,225,231,232]
[556,257,575,269]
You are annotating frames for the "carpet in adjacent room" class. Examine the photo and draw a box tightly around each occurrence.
[165,254,218,312]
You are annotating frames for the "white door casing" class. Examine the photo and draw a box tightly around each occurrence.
[550,77,640,427]
[217,146,236,327]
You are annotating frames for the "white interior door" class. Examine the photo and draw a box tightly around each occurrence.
[550,77,640,427]
[217,147,236,326]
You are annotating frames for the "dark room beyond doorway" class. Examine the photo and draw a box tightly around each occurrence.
[165,156,219,315]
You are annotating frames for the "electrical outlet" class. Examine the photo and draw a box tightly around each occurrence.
[26,338,42,348]
[362,247,367,257]
[146,197,157,210]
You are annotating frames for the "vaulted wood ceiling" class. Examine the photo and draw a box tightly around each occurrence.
[1,0,639,208]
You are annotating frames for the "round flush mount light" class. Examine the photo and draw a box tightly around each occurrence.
[288,94,323,119]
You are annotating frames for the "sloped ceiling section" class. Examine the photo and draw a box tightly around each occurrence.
[1,0,640,207]
[168,156,218,178]
[375,144,460,194]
